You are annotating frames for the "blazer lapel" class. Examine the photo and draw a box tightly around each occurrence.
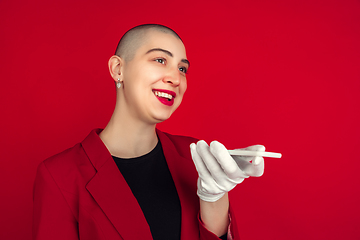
[82,129,153,240]
[157,130,200,240]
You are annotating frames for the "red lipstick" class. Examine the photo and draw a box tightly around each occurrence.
[153,89,176,106]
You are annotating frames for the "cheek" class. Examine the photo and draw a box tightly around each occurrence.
[124,62,160,84]
[181,78,187,94]
[141,63,164,78]
[145,67,163,81]
[175,80,187,105]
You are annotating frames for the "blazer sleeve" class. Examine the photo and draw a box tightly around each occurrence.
[198,208,240,240]
[33,162,79,240]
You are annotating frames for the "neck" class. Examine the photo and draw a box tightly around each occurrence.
[100,101,158,158]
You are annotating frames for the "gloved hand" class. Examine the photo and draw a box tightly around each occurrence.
[190,140,265,202]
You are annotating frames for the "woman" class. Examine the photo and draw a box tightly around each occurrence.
[33,24,265,240]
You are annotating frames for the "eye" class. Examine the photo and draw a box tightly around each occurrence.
[179,66,188,74]
[155,58,166,64]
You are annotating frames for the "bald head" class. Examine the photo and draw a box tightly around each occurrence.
[115,24,182,62]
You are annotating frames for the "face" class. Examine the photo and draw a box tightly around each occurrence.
[119,30,189,124]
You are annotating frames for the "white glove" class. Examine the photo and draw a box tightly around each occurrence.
[190,140,265,202]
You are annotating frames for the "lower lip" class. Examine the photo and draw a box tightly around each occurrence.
[154,94,174,106]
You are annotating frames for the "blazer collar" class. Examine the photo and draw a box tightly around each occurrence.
[82,129,153,239]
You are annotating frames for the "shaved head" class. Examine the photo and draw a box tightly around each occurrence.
[115,24,182,62]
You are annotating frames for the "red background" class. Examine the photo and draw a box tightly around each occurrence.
[1,0,359,239]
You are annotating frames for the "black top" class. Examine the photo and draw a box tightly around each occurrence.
[113,141,181,240]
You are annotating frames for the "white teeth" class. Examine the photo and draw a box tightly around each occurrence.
[154,91,173,100]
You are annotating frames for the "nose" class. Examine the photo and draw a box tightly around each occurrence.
[163,67,181,86]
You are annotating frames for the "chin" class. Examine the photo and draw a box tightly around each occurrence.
[153,114,172,123]
[152,109,176,123]
[150,100,181,123]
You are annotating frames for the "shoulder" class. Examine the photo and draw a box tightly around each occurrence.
[35,131,100,190]
[40,129,104,175]
[41,143,86,174]
[37,143,93,187]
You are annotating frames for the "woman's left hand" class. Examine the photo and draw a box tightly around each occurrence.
[190,140,265,202]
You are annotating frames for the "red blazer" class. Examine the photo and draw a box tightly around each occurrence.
[33,129,239,240]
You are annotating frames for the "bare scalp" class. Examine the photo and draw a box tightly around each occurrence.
[115,24,182,62]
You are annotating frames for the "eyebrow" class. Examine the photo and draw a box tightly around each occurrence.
[145,48,190,67]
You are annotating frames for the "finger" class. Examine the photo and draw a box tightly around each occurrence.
[190,142,211,179]
[232,156,265,176]
[245,157,264,177]
[247,145,265,165]
[235,145,266,165]
[232,144,265,176]
[190,142,224,194]
[209,141,248,180]
[195,140,225,180]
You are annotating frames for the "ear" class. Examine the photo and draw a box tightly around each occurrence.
[108,55,124,82]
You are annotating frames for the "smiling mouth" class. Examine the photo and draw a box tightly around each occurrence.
[153,91,173,101]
